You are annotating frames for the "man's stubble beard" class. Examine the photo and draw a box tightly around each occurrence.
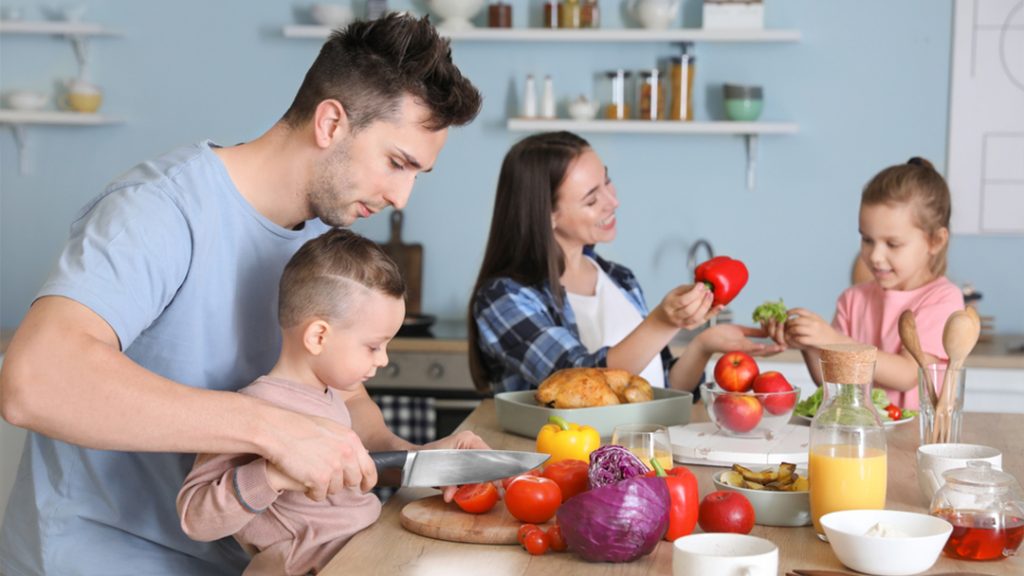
[309,138,357,228]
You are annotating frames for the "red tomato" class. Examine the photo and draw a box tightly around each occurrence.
[501,468,541,490]
[505,475,561,523]
[546,524,567,552]
[541,459,589,502]
[517,523,540,546]
[886,403,902,420]
[522,529,550,555]
[453,483,499,514]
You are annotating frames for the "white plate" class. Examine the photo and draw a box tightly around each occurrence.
[795,413,915,428]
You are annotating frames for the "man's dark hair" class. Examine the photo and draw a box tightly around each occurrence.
[282,13,482,132]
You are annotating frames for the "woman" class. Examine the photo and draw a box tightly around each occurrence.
[468,131,781,394]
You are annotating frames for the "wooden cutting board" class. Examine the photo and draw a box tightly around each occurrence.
[380,210,423,315]
[400,495,552,545]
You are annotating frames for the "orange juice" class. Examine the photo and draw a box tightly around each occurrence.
[809,444,887,534]
[629,448,674,471]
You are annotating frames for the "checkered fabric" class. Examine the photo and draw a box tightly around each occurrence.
[371,394,436,502]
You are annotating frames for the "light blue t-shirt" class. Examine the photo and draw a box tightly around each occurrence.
[0,141,328,576]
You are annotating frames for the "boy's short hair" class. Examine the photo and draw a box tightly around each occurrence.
[278,228,405,328]
[282,13,482,133]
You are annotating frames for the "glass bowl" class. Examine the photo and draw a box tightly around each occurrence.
[700,382,800,440]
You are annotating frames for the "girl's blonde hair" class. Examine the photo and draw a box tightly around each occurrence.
[861,157,952,276]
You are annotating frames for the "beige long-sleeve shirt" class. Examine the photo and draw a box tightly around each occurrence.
[177,376,382,575]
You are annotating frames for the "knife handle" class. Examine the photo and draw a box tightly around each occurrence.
[369,451,408,473]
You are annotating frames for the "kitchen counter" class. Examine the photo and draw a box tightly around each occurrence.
[321,401,1024,576]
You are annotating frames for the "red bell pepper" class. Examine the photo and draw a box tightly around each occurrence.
[646,459,699,541]
[694,256,749,307]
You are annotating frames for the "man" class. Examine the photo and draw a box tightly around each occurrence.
[0,14,482,575]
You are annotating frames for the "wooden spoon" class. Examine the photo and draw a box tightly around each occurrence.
[898,309,937,409]
[933,310,981,443]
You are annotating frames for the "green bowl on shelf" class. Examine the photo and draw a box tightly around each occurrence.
[723,83,764,121]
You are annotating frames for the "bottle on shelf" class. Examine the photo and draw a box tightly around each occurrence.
[580,0,600,28]
[808,344,887,541]
[523,74,537,118]
[488,1,512,28]
[541,76,556,119]
[638,69,663,120]
[544,0,559,28]
[559,0,581,29]
[603,69,632,120]
[668,43,695,121]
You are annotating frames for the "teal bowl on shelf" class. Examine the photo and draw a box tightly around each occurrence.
[724,97,763,121]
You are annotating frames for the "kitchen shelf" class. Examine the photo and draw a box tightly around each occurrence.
[508,119,798,190]
[0,110,123,175]
[0,20,117,36]
[282,25,801,43]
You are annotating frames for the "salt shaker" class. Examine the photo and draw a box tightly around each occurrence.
[541,76,556,119]
[523,75,537,118]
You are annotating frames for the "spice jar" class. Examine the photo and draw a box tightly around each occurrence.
[544,0,559,28]
[580,0,600,28]
[668,44,695,121]
[602,69,632,120]
[929,461,1024,561]
[488,1,512,28]
[559,0,581,29]
[808,344,887,541]
[637,69,664,120]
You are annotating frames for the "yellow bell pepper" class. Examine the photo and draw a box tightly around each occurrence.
[536,416,600,464]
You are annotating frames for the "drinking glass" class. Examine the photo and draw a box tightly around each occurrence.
[610,423,673,471]
[919,364,966,445]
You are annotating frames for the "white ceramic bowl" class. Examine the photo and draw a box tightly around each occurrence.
[4,91,49,111]
[567,97,599,121]
[673,533,778,576]
[428,0,485,30]
[712,470,810,527]
[821,510,952,576]
[700,382,801,440]
[310,3,353,27]
[916,443,1002,504]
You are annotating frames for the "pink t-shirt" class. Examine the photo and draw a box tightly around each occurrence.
[177,376,382,576]
[832,277,964,410]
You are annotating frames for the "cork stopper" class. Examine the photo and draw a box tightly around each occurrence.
[819,343,877,384]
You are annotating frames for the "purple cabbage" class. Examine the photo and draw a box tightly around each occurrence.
[556,476,670,563]
[588,445,648,488]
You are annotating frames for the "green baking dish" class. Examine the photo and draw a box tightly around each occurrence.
[495,388,693,439]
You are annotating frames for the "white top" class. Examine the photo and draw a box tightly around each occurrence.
[567,258,666,388]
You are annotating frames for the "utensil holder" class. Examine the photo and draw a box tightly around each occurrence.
[918,364,965,445]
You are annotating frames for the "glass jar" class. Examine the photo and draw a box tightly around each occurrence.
[637,69,664,120]
[559,0,581,29]
[930,461,1024,561]
[808,344,887,541]
[580,0,600,28]
[488,1,512,28]
[668,45,695,121]
[602,69,632,120]
[544,0,559,28]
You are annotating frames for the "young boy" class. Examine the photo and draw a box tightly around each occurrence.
[176,228,407,575]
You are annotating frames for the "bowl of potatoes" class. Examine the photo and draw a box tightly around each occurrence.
[712,462,810,527]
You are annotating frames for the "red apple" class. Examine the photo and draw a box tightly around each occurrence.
[698,490,755,534]
[712,393,763,433]
[714,351,759,392]
[752,371,797,415]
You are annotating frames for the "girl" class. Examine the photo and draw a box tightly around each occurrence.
[762,157,964,409]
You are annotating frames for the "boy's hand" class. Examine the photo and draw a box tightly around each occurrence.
[421,430,492,502]
[659,283,718,331]
[784,308,847,349]
[266,461,306,493]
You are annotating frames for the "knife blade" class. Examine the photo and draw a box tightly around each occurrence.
[370,449,549,487]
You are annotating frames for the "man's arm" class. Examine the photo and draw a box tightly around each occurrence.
[0,296,371,499]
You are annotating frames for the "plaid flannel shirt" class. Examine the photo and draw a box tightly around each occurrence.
[471,249,677,392]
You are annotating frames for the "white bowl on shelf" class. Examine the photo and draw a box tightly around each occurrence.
[310,3,353,27]
[428,0,485,31]
[568,96,599,121]
[4,91,49,111]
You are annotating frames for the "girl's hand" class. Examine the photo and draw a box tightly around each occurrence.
[758,316,788,348]
[784,308,846,349]
[696,324,785,357]
[659,283,717,330]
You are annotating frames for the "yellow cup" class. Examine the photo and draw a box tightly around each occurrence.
[66,91,103,113]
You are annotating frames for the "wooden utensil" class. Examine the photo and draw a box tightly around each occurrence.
[898,309,937,409]
[933,310,981,443]
[379,210,423,315]
[400,495,553,544]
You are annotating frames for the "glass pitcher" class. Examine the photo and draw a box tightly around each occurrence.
[809,344,887,540]
[930,461,1024,560]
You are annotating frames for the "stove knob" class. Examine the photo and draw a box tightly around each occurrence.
[427,362,445,380]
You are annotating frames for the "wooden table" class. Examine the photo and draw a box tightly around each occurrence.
[322,401,1023,575]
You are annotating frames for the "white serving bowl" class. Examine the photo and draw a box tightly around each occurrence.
[310,3,353,27]
[820,509,952,576]
[428,0,485,31]
[4,90,49,111]
[712,470,810,527]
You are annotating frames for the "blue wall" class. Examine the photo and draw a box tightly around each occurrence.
[2,0,1023,334]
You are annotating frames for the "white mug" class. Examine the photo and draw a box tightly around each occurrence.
[673,533,778,576]
[917,443,1002,504]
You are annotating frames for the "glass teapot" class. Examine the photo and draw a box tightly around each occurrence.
[929,461,1024,561]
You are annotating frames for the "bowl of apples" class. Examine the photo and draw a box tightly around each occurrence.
[700,352,800,439]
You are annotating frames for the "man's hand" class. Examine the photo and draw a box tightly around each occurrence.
[421,430,491,502]
[696,324,785,358]
[266,412,378,500]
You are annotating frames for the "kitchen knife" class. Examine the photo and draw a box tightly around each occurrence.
[370,449,549,488]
